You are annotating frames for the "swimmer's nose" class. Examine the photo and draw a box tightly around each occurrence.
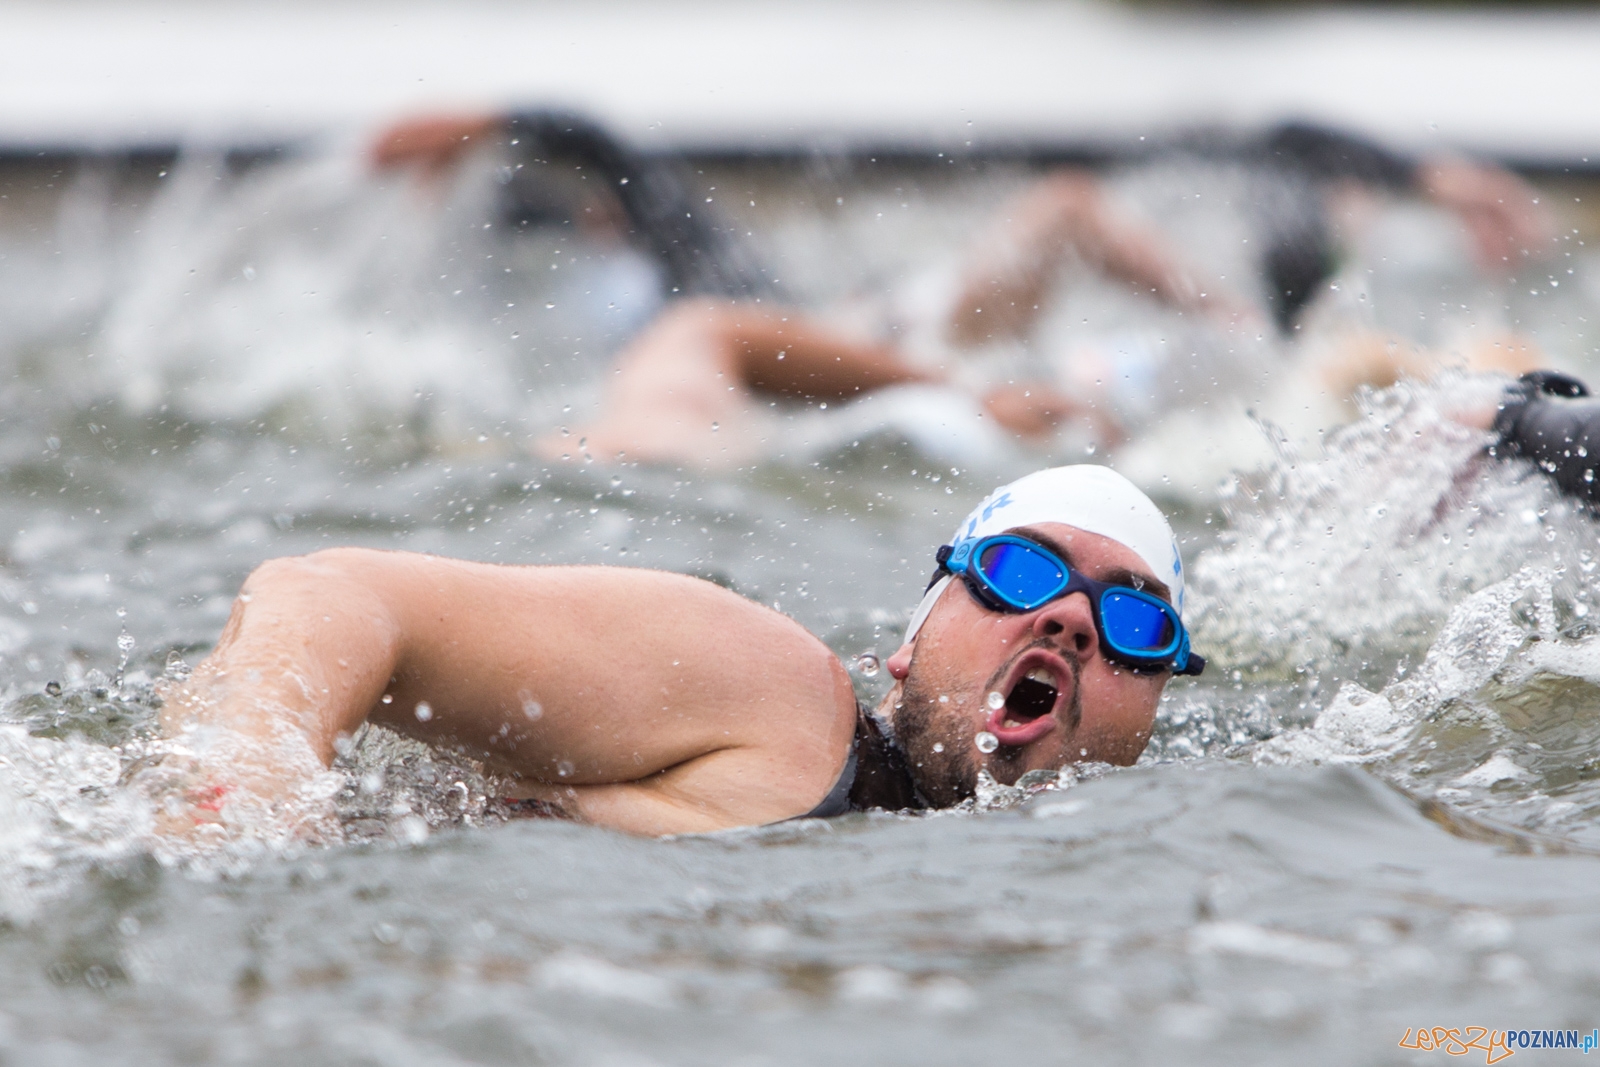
[1032,592,1099,661]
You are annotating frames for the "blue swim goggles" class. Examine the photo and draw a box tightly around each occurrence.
[935,534,1205,676]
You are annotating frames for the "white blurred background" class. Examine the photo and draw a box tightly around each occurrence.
[2,0,1597,162]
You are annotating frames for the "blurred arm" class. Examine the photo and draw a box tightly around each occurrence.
[1418,157,1556,272]
[564,299,1106,462]
[947,170,1254,347]
[369,112,504,173]
[1257,124,1556,273]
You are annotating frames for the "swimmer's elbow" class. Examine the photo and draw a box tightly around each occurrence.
[234,549,407,659]
[239,548,405,618]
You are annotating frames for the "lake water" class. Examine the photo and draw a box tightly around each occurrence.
[1,143,1599,1065]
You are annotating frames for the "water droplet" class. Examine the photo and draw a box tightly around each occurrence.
[164,650,191,680]
[380,693,393,704]
[986,690,1006,710]
[45,681,61,697]
[855,652,880,677]
[556,760,575,778]
[414,701,433,722]
[975,731,999,754]
[399,816,430,845]
[932,742,944,753]
[522,699,543,721]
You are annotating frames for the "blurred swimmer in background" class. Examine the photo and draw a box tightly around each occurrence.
[370,111,1557,468]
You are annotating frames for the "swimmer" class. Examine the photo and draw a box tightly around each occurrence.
[153,465,1202,836]
[548,297,1113,467]
[946,122,1555,344]
[370,108,770,300]
[546,296,1540,469]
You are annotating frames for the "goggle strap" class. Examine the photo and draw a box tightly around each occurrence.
[904,575,953,643]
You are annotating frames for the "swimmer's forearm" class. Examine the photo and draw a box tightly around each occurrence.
[709,305,940,399]
[161,548,404,763]
[950,170,1236,344]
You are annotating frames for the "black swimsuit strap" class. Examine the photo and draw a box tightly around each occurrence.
[797,744,859,819]
[847,704,926,813]
[789,703,925,820]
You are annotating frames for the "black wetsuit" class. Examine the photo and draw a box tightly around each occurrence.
[500,110,776,300]
[1493,371,1600,507]
[1143,122,1418,330]
[494,113,1430,334]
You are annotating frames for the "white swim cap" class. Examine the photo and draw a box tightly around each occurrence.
[903,465,1185,642]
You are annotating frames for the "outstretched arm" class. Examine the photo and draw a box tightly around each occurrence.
[158,548,858,836]
[558,299,942,464]
[560,299,1109,465]
[1418,157,1555,272]
[947,170,1255,347]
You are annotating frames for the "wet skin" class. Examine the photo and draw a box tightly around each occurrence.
[159,522,1172,836]
[882,522,1171,806]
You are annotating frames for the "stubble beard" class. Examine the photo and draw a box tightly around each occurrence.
[892,639,1083,808]
[892,663,980,809]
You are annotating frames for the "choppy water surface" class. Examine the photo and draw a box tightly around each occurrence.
[2,145,1600,1065]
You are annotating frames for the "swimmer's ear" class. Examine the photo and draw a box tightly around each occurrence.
[886,644,914,680]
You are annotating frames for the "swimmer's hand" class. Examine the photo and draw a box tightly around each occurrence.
[981,383,1123,446]
[1419,157,1556,271]
[126,736,341,847]
[140,632,351,847]
[370,112,503,175]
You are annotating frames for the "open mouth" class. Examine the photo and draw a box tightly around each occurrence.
[1003,668,1058,726]
[984,659,1067,748]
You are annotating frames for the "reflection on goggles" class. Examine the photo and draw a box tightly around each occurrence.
[943,535,1203,676]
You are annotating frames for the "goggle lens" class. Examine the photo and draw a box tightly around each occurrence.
[976,541,1065,607]
[960,535,1190,668]
[1099,591,1177,653]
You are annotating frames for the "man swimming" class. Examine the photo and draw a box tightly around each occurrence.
[154,465,1201,837]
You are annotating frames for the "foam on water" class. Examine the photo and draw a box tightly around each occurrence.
[1140,372,1600,847]
[1189,372,1590,677]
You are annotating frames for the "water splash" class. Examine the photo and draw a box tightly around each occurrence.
[1189,373,1588,680]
